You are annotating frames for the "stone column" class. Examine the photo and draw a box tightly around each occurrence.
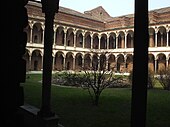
[74,30,77,48]
[98,35,101,49]
[125,33,127,48]
[116,35,118,49]
[30,24,33,43]
[154,59,157,73]
[64,29,67,47]
[91,35,93,49]
[42,24,45,44]
[38,0,59,119]
[82,33,85,48]
[131,1,148,127]
[53,27,57,45]
[29,55,32,71]
[73,56,75,70]
[107,37,109,49]
[167,30,169,47]
[155,31,158,47]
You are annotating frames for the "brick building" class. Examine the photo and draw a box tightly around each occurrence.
[24,1,170,73]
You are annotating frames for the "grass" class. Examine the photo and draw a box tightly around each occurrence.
[22,74,170,127]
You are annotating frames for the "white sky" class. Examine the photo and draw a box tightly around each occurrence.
[58,0,170,17]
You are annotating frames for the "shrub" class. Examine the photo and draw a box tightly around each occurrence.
[157,68,170,91]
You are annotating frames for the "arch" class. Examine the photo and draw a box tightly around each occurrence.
[23,49,30,71]
[24,25,31,42]
[84,54,91,70]
[92,54,98,70]
[109,33,116,49]
[76,31,83,47]
[31,50,42,71]
[127,30,134,48]
[56,26,64,46]
[108,54,116,71]
[66,28,74,47]
[55,51,64,71]
[126,54,133,72]
[149,28,155,47]
[65,52,74,70]
[118,31,125,48]
[100,34,107,49]
[85,32,91,48]
[32,23,43,44]
[117,54,125,72]
[93,33,99,49]
[156,53,166,72]
[99,54,106,70]
[157,26,167,47]
[148,54,155,72]
[75,53,83,71]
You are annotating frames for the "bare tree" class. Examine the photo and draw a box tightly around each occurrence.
[80,51,121,106]
[157,68,170,90]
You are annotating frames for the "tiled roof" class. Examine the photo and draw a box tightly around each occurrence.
[58,6,103,22]
[28,1,170,23]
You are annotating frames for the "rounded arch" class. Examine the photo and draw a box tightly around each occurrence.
[55,51,64,71]
[84,32,91,48]
[156,53,166,72]
[99,54,106,70]
[126,54,133,72]
[108,54,116,71]
[100,34,107,49]
[118,31,125,48]
[23,49,31,71]
[76,30,83,47]
[84,54,91,70]
[32,23,43,44]
[127,30,134,48]
[75,53,83,71]
[92,54,99,70]
[66,28,74,47]
[148,54,155,72]
[65,52,74,70]
[157,26,167,47]
[31,49,42,71]
[117,54,125,72]
[56,26,64,46]
[149,28,155,47]
[93,33,99,49]
[109,32,116,49]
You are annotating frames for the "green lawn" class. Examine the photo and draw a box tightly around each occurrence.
[22,74,170,127]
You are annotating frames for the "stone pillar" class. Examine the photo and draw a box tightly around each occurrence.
[64,29,67,47]
[73,56,75,70]
[29,55,32,71]
[154,59,157,73]
[107,37,109,49]
[125,33,127,48]
[30,24,33,43]
[155,31,157,47]
[98,35,101,49]
[166,58,169,70]
[131,1,148,127]
[167,30,169,47]
[53,27,57,45]
[91,36,93,49]
[38,0,59,120]
[52,56,55,70]
[74,30,77,48]
[121,35,125,48]
[42,25,45,44]
[116,35,118,49]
